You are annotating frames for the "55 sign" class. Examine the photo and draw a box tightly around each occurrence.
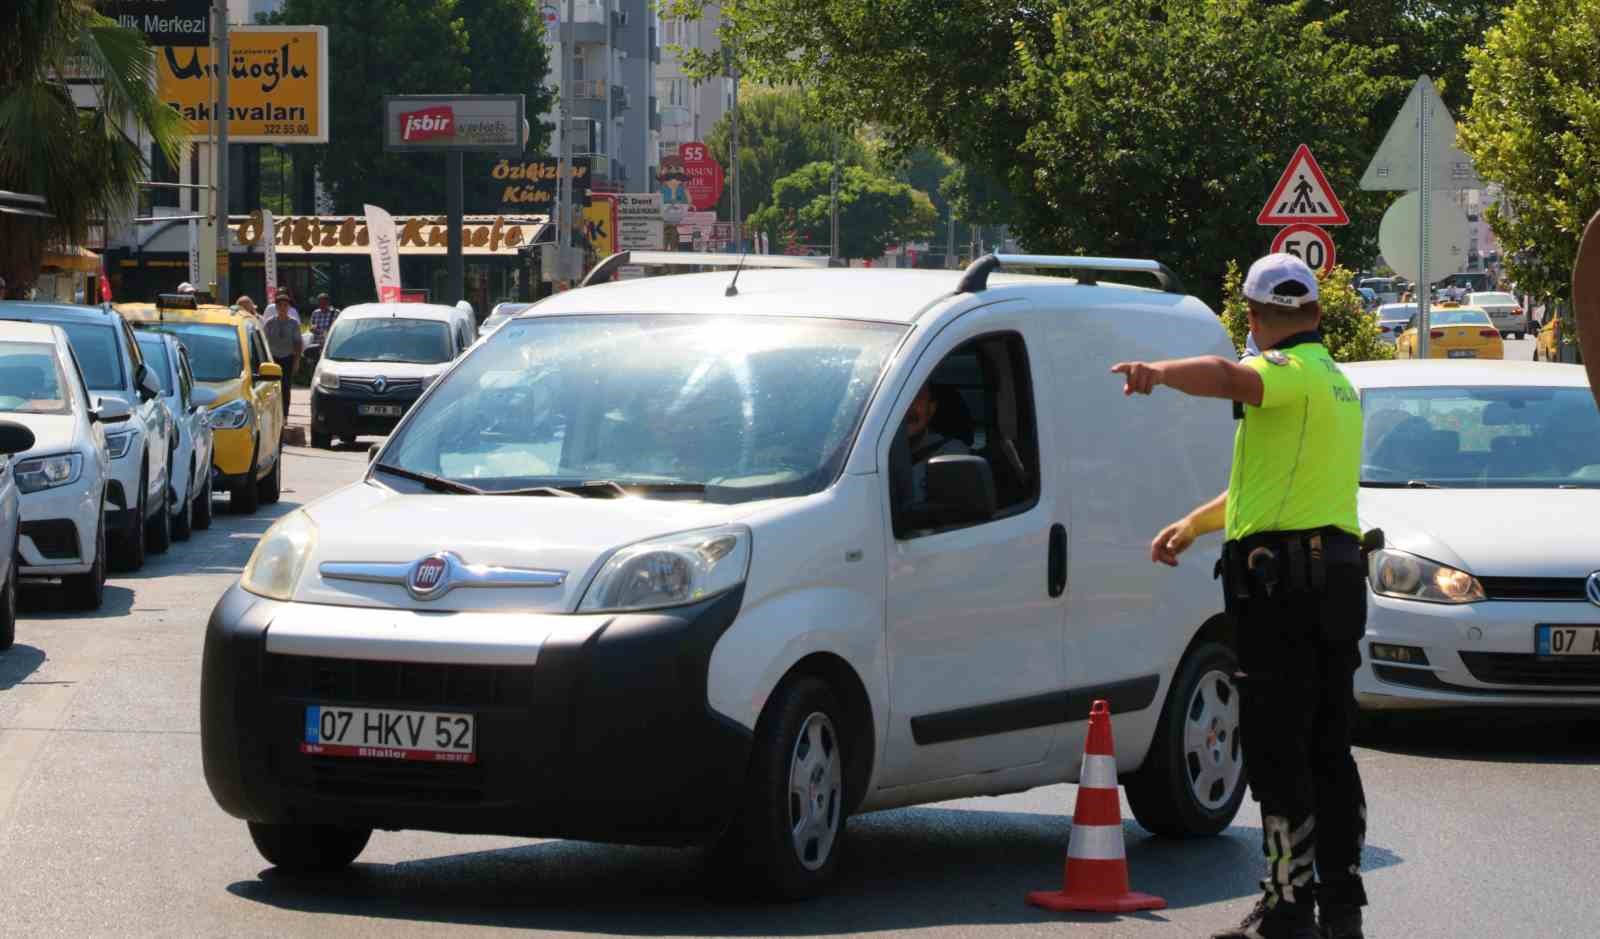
[1271,223,1337,276]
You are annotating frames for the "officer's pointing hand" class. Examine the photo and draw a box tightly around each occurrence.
[1110,361,1162,396]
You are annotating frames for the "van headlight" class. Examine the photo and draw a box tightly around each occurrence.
[207,398,251,430]
[16,453,82,493]
[241,510,319,601]
[317,369,339,390]
[579,525,751,613]
[1368,549,1485,604]
[104,430,135,459]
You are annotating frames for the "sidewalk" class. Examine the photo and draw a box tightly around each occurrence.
[284,391,310,447]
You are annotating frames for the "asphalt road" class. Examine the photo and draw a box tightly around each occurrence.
[2,435,1597,939]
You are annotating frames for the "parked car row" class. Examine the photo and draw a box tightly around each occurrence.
[0,296,288,640]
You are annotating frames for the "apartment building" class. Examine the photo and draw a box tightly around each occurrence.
[547,0,660,194]
[655,6,732,157]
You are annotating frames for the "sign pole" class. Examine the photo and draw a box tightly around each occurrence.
[212,0,230,302]
[558,0,575,284]
[447,151,464,303]
[1418,89,1432,360]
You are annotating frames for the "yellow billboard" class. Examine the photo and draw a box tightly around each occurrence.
[157,25,328,143]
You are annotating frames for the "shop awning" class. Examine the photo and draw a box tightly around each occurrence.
[42,245,101,273]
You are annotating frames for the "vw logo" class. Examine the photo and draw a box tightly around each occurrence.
[1586,572,1600,608]
[373,375,388,394]
[408,554,451,600]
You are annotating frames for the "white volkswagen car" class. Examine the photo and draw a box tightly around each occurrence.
[135,331,217,540]
[1348,360,1600,710]
[0,321,128,613]
[204,257,1252,894]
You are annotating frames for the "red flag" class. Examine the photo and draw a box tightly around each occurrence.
[98,257,113,303]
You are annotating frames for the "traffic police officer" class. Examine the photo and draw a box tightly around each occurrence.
[1112,254,1369,939]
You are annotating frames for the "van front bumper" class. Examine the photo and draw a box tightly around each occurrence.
[311,387,422,439]
[201,583,752,847]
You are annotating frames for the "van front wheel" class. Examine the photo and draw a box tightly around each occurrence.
[1124,640,1247,837]
[716,676,848,899]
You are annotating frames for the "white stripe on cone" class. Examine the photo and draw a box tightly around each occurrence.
[1066,823,1127,861]
[1079,753,1117,789]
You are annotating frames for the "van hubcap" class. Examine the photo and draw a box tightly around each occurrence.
[1184,669,1243,810]
[788,711,841,871]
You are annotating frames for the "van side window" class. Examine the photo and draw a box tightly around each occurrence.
[177,346,194,411]
[890,332,1041,539]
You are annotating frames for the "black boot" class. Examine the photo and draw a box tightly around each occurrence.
[1211,897,1319,939]
[1318,905,1364,939]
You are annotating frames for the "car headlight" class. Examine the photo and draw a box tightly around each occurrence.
[579,525,751,613]
[15,453,83,493]
[317,369,339,390]
[241,510,318,601]
[1368,548,1485,604]
[104,430,135,460]
[207,398,251,430]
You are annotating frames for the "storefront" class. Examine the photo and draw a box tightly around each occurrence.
[108,213,550,311]
[36,245,104,304]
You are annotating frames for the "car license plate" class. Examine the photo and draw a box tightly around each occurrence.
[1447,349,1476,358]
[358,404,403,417]
[301,705,476,763]
[1535,625,1600,657]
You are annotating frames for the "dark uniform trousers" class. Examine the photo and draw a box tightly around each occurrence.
[1224,530,1369,914]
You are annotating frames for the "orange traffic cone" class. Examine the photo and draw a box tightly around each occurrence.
[1026,699,1167,914]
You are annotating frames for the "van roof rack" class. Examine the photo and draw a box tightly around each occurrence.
[956,253,1185,295]
[581,251,830,288]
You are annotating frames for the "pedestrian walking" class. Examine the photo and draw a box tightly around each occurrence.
[1111,253,1370,939]
[264,294,303,420]
[309,292,340,344]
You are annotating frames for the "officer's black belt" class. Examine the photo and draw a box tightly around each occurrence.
[1217,527,1364,598]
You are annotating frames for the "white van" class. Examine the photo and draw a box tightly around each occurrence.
[203,256,1243,896]
[308,303,475,448]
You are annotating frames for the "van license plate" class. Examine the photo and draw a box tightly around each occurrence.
[301,705,476,763]
[358,404,403,417]
[1536,625,1600,657]
[1447,349,1476,358]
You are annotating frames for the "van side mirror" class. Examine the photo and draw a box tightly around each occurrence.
[93,396,132,424]
[924,455,998,527]
[0,420,36,455]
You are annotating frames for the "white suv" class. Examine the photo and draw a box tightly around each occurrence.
[203,256,1243,896]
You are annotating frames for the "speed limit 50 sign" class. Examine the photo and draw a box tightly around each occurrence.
[1271,223,1336,275]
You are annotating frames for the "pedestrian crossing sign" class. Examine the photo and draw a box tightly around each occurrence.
[1257,144,1349,226]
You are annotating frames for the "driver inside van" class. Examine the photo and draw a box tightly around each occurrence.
[890,380,971,517]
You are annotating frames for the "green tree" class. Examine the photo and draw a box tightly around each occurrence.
[1220,262,1393,362]
[703,85,868,222]
[664,1,1400,306]
[273,0,554,214]
[1458,0,1600,304]
[748,162,937,259]
[0,1,184,292]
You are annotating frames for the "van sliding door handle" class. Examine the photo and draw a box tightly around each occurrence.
[1048,523,1068,598]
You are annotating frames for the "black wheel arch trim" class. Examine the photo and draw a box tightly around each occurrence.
[909,674,1161,746]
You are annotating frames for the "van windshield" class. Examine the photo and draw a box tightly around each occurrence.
[383,314,906,502]
[325,318,453,364]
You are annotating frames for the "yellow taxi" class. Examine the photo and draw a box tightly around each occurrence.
[1393,304,1504,360]
[116,298,285,513]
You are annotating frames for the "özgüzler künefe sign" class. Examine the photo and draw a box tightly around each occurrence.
[383,95,526,153]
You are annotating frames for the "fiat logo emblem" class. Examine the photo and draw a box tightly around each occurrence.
[408,554,450,599]
[373,375,388,394]
[1586,572,1600,608]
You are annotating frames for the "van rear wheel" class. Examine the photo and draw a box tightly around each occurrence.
[1124,640,1247,837]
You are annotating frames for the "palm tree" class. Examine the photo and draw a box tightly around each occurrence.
[0,0,185,294]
